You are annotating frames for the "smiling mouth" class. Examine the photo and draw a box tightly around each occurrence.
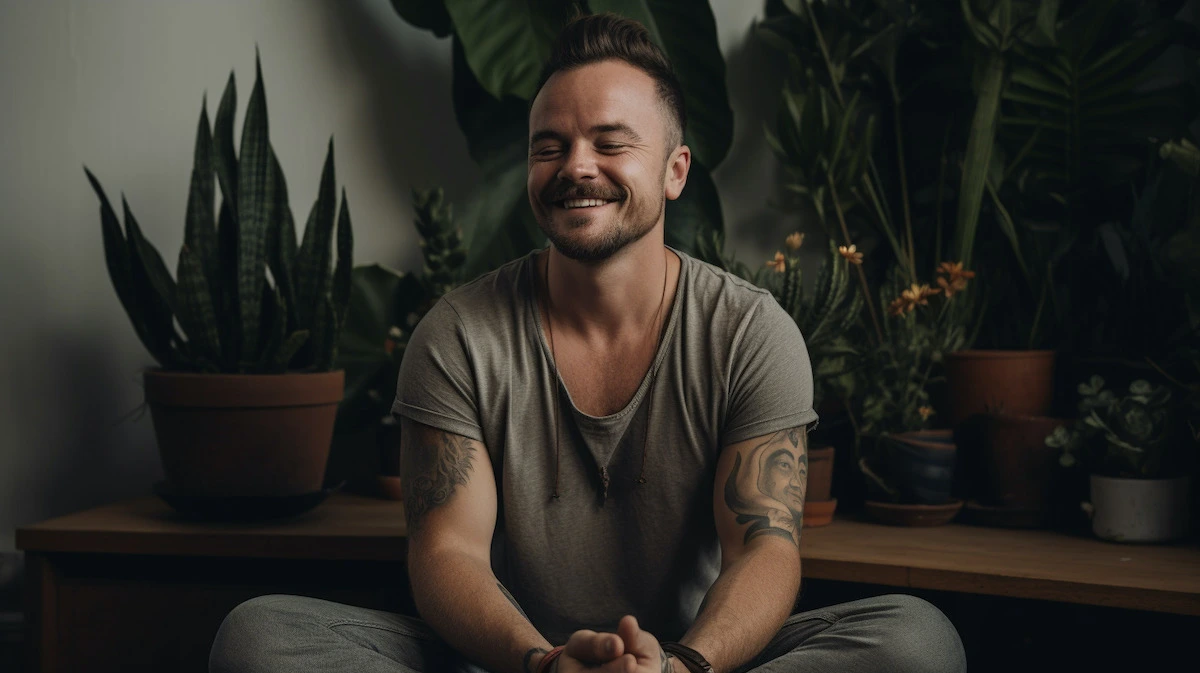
[556,198,616,209]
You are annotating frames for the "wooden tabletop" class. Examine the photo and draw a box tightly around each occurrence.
[800,515,1200,615]
[16,494,1200,615]
[15,493,408,561]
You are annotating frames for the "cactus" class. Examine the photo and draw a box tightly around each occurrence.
[84,52,352,374]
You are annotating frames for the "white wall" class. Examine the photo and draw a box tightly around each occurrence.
[0,0,799,554]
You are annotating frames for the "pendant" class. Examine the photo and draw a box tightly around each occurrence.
[599,466,611,503]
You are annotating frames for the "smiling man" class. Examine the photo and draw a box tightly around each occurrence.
[209,13,965,673]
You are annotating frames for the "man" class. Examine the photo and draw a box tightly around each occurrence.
[210,13,966,673]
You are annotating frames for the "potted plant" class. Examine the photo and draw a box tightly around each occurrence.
[334,187,468,499]
[1047,376,1194,542]
[84,54,353,506]
[697,230,864,526]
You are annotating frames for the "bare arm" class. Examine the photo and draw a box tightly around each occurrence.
[400,417,552,673]
[676,427,809,672]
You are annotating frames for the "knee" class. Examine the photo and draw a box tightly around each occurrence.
[871,594,966,673]
[209,594,315,673]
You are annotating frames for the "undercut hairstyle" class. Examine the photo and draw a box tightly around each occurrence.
[534,13,687,149]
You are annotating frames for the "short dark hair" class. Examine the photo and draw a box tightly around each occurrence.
[533,13,687,148]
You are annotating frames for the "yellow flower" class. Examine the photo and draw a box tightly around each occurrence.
[766,251,787,273]
[901,283,941,308]
[889,283,941,316]
[838,244,864,265]
[918,406,935,421]
[936,261,976,298]
[786,232,805,251]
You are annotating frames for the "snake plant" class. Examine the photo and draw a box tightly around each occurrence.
[84,53,353,374]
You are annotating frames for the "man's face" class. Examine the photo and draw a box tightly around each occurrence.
[758,448,806,520]
[527,59,687,262]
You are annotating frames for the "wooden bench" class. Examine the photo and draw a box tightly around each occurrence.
[14,493,1200,672]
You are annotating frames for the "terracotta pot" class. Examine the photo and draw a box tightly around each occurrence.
[803,498,837,528]
[144,370,343,498]
[808,445,835,502]
[945,350,1057,427]
[374,417,404,500]
[980,413,1072,512]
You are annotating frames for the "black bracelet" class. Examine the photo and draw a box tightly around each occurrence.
[661,642,715,673]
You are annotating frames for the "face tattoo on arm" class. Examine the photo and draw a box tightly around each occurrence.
[723,428,808,545]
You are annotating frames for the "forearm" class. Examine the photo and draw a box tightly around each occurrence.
[679,541,800,673]
[409,546,551,673]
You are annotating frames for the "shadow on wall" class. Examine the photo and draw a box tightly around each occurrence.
[714,19,810,263]
[15,327,162,524]
[313,0,482,274]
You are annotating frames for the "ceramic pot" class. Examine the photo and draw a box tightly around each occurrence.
[980,413,1072,512]
[863,431,957,505]
[864,499,964,526]
[1086,474,1193,543]
[945,350,1057,427]
[144,370,343,498]
[890,430,956,504]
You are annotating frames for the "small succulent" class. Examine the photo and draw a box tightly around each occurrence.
[1048,376,1178,479]
[85,53,352,374]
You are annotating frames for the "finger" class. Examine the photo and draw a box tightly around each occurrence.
[616,615,659,660]
[565,628,624,664]
[593,653,638,673]
[617,614,640,653]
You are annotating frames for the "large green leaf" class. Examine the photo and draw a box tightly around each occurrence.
[589,0,733,166]
[389,0,453,37]
[459,141,545,277]
[442,0,570,100]
[1000,0,1198,213]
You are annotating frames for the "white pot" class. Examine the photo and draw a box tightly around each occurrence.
[1086,474,1193,543]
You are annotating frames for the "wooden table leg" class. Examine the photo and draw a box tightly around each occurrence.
[24,554,57,673]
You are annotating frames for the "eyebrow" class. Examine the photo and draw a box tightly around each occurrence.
[529,123,644,147]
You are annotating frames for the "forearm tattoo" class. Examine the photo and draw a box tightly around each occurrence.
[399,420,477,532]
[723,427,808,546]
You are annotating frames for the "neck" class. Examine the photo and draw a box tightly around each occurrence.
[543,234,675,339]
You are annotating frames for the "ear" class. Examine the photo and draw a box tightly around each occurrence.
[664,144,691,201]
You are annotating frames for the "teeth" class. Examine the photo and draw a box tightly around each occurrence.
[562,199,608,208]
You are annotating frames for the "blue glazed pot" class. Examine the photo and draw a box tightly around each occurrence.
[883,430,957,505]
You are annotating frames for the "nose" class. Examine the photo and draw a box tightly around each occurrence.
[558,142,599,182]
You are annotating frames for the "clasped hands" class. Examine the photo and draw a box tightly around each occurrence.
[554,615,679,673]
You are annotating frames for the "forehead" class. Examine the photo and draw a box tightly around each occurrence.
[529,59,665,138]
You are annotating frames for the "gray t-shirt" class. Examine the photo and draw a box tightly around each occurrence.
[393,247,817,644]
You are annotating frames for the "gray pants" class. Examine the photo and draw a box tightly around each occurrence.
[209,593,966,673]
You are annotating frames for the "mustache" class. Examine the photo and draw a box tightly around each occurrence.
[541,180,626,205]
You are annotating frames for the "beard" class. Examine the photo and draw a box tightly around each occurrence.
[535,179,664,263]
